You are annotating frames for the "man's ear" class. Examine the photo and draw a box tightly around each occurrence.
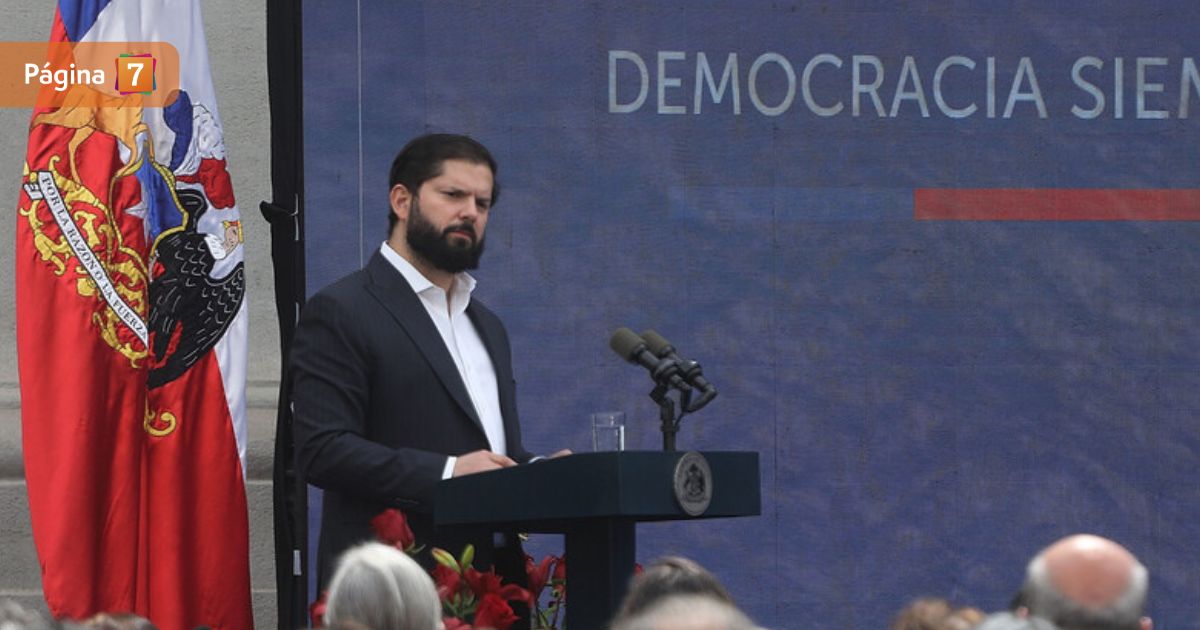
[389,184,412,223]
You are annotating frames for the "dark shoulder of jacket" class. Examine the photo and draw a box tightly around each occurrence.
[301,267,373,310]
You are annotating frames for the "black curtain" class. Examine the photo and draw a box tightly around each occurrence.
[261,1,306,628]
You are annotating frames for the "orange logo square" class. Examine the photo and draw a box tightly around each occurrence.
[115,53,155,95]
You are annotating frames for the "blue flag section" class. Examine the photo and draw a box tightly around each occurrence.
[302,2,1200,627]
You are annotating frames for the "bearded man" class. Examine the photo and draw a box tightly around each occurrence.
[291,134,565,594]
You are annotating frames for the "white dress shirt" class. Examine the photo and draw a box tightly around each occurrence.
[379,243,506,479]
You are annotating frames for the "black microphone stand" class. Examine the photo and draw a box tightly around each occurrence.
[650,383,678,451]
[640,354,715,451]
[651,384,695,451]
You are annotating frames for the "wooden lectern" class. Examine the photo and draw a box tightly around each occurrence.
[435,451,761,630]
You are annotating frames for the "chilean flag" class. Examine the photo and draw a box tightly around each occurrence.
[16,1,252,628]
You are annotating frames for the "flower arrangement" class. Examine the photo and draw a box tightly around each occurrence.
[430,544,530,630]
[310,508,567,630]
[524,553,567,630]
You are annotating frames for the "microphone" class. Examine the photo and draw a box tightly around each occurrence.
[609,327,691,392]
[640,329,717,410]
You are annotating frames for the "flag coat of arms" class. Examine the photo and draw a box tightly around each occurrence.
[16,1,252,628]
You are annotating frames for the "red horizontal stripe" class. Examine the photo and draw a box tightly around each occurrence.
[914,188,1200,221]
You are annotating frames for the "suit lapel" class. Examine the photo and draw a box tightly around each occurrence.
[363,252,484,433]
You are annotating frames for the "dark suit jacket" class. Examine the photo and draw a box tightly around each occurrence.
[290,251,533,585]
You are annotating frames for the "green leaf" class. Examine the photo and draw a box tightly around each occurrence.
[459,544,475,570]
[431,547,461,572]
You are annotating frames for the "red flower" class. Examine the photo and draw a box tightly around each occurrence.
[498,583,534,607]
[525,555,556,596]
[473,593,518,630]
[553,555,566,581]
[369,508,416,551]
[464,567,504,597]
[309,590,328,628]
[552,554,567,600]
[463,567,532,607]
[443,617,473,630]
[432,564,461,601]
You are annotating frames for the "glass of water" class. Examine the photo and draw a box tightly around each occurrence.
[591,411,626,451]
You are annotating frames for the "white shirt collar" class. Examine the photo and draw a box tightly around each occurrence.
[377,244,504,459]
[379,242,476,311]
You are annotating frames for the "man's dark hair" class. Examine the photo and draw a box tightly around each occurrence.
[386,133,499,236]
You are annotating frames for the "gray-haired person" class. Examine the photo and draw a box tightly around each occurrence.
[997,533,1150,630]
[324,542,443,630]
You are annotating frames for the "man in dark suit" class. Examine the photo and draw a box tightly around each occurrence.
[291,134,562,589]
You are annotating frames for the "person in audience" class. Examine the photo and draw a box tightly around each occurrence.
[609,594,763,630]
[613,556,734,623]
[324,542,443,630]
[1016,534,1151,630]
[890,597,983,630]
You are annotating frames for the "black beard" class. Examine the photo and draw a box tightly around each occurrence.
[405,198,485,273]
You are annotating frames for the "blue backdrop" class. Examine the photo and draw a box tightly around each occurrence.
[301,2,1200,627]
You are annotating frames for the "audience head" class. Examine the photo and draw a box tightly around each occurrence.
[324,542,443,630]
[890,597,983,630]
[610,594,762,630]
[1019,534,1150,630]
[614,556,734,623]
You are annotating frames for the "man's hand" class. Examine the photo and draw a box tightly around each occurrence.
[453,450,517,477]
[527,448,573,464]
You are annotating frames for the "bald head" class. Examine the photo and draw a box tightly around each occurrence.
[1021,534,1148,630]
[1041,535,1140,607]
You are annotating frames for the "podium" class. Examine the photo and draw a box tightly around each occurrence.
[435,451,761,630]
